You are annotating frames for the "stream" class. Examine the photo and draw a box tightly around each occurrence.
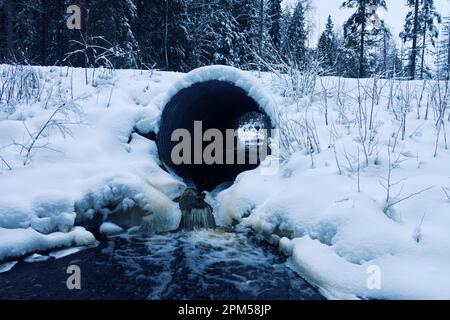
[0,228,324,300]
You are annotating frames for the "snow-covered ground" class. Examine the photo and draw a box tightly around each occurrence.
[1,64,449,299]
[0,65,185,261]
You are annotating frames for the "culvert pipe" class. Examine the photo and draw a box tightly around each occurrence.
[156,66,276,191]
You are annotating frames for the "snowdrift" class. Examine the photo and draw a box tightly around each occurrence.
[0,66,185,262]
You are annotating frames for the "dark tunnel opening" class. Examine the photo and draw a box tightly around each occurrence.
[157,80,272,192]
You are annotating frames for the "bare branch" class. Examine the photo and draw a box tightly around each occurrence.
[442,187,450,202]
[387,186,435,209]
[0,154,12,171]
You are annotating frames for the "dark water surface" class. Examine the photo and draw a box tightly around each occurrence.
[0,229,323,300]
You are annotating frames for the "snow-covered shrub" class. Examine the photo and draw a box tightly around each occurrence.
[12,99,84,166]
[284,61,321,100]
[0,64,44,113]
[275,109,321,163]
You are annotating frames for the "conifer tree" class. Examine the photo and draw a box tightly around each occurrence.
[267,0,282,50]
[284,0,307,66]
[317,15,338,74]
[342,0,387,78]
[400,0,441,79]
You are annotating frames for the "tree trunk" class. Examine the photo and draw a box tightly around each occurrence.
[383,30,387,74]
[55,0,65,65]
[164,0,169,71]
[358,0,366,78]
[447,26,450,80]
[40,0,49,65]
[6,0,15,60]
[258,0,264,58]
[420,25,426,79]
[78,0,88,83]
[79,0,87,32]
[410,0,420,80]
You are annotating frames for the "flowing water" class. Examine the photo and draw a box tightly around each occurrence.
[0,229,323,300]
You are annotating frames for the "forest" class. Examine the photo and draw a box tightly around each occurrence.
[0,0,449,80]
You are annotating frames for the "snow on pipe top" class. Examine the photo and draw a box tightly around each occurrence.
[155,65,277,130]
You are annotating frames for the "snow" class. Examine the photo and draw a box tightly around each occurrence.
[0,227,96,261]
[0,261,18,273]
[49,246,88,259]
[99,222,124,236]
[0,65,185,263]
[215,76,450,299]
[24,253,50,263]
[1,64,450,299]
[154,65,277,131]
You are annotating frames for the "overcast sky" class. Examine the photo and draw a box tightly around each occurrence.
[283,0,450,47]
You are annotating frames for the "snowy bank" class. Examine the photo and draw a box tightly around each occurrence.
[0,227,95,261]
[216,76,450,299]
[0,65,185,262]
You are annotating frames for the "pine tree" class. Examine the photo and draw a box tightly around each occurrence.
[317,15,338,74]
[379,21,391,75]
[283,0,307,66]
[388,46,404,78]
[280,8,292,53]
[87,0,140,68]
[342,0,387,78]
[135,0,238,71]
[301,0,314,48]
[267,0,282,50]
[400,0,420,79]
[210,2,241,66]
[13,1,42,63]
[372,22,402,78]
[133,0,185,70]
[161,0,190,71]
[418,0,441,79]
[134,0,167,69]
[437,16,450,80]
[401,0,441,79]
[133,0,152,67]
[230,0,259,68]
[340,25,360,77]
[4,0,15,61]
[183,0,239,69]
[45,0,71,65]
[157,0,189,71]
[0,2,5,61]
